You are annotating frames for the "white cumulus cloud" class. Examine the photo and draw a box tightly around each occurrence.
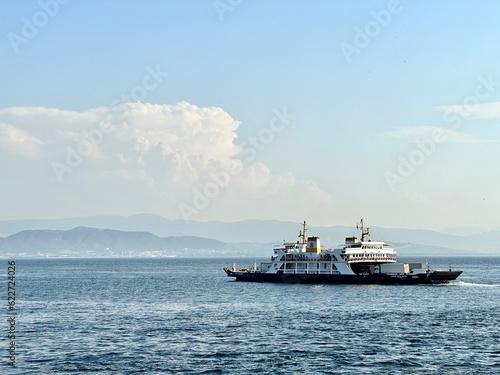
[0,102,334,221]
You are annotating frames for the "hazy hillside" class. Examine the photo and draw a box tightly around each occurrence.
[0,227,227,257]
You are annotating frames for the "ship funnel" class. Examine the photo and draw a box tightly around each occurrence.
[306,236,321,253]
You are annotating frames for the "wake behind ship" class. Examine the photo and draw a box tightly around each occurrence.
[224,220,463,285]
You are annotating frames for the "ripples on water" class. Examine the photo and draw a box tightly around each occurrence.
[3,257,500,374]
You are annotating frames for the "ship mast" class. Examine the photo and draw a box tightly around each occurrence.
[357,218,371,242]
[299,220,307,245]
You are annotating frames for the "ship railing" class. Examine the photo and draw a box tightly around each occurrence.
[283,269,341,275]
[282,254,339,262]
[344,256,397,262]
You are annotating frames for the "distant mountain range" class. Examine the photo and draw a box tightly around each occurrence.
[0,215,498,257]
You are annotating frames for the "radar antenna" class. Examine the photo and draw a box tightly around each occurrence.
[299,220,307,245]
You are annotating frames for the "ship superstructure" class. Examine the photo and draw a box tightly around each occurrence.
[224,220,462,284]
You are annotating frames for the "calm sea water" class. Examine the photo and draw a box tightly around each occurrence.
[3,257,500,374]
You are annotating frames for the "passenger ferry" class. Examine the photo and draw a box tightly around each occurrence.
[224,220,463,284]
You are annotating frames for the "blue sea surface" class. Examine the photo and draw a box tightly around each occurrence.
[3,257,500,374]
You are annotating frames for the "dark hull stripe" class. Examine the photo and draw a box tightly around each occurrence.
[224,270,462,285]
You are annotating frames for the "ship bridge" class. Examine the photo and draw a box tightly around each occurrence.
[337,219,398,266]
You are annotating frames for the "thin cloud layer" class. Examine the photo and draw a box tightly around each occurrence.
[436,101,500,120]
[0,102,334,221]
[0,122,45,156]
[382,126,495,144]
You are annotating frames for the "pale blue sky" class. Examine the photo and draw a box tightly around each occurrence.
[1,0,500,230]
